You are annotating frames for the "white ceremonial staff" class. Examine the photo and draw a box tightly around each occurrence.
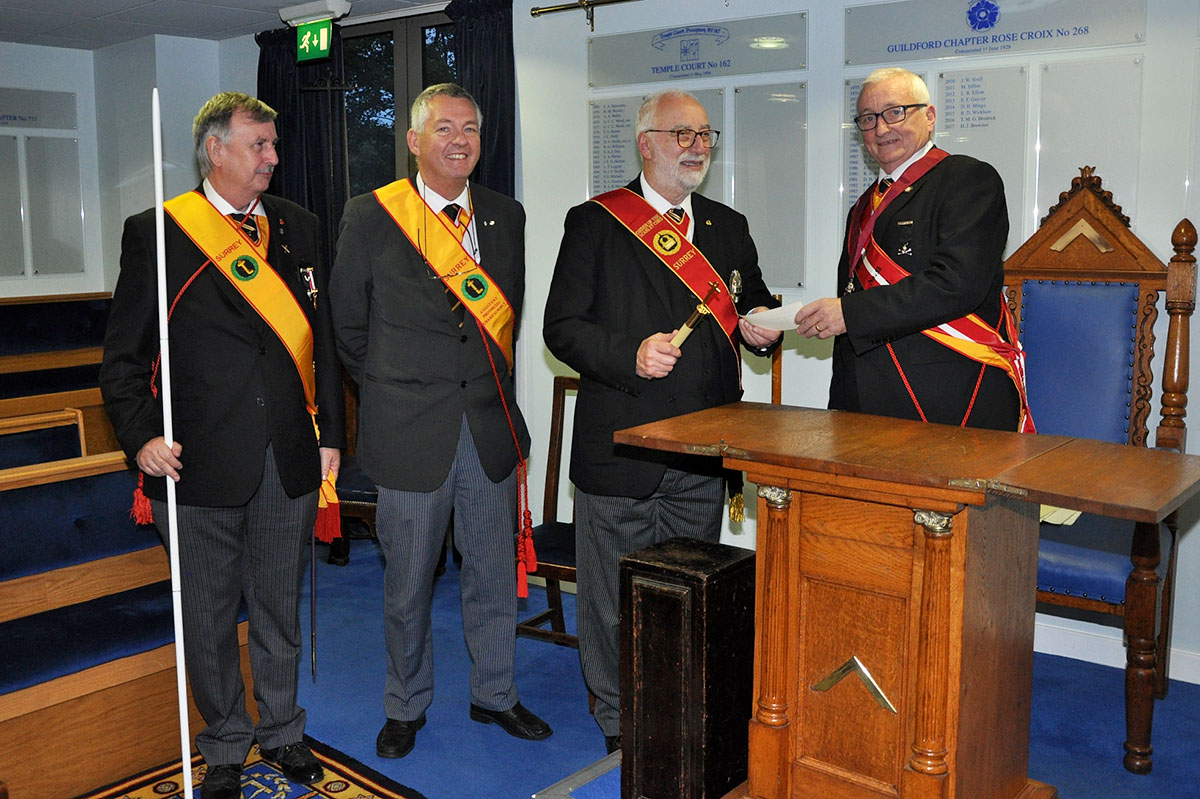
[152,87,194,797]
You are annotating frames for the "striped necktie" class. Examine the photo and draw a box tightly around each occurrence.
[872,178,894,210]
[666,206,687,227]
[441,204,465,325]
[231,212,260,244]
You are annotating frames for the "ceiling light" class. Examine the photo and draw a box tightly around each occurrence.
[278,0,351,27]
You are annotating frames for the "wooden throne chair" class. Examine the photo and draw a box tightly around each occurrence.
[1003,166,1196,773]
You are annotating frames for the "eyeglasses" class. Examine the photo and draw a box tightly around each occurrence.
[644,128,721,148]
[852,104,927,131]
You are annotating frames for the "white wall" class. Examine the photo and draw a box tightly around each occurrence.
[513,0,1200,684]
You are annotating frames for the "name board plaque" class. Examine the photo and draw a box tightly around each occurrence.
[588,89,725,200]
[845,0,1146,66]
[934,66,1028,256]
[589,12,807,88]
[0,87,76,130]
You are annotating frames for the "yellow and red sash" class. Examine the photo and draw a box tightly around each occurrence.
[165,190,316,413]
[847,151,1035,433]
[590,188,739,355]
[374,178,516,370]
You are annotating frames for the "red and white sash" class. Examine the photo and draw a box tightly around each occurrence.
[848,150,1035,433]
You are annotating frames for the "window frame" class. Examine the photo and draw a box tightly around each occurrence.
[341,11,452,181]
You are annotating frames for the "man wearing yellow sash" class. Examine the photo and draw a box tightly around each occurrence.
[330,83,550,759]
[100,93,344,797]
[544,89,781,754]
[796,67,1032,433]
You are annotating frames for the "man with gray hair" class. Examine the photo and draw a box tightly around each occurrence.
[331,83,550,759]
[544,89,781,753]
[795,67,1031,432]
[101,91,344,798]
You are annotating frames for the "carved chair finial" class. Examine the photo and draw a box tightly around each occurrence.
[1040,166,1130,229]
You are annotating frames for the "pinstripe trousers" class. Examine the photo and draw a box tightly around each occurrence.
[575,468,724,736]
[151,443,317,766]
[375,414,519,722]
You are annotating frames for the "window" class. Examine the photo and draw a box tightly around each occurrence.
[342,13,456,196]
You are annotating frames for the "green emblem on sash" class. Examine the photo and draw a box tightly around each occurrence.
[231,254,259,281]
[462,274,489,302]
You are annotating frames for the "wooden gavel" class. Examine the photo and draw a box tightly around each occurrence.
[670,281,720,348]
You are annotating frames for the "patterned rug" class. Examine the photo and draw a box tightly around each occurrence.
[77,736,427,799]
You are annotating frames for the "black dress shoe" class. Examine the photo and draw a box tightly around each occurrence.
[327,535,350,566]
[377,715,426,758]
[258,742,324,785]
[605,734,622,754]
[200,763,242,799]
[469,701,552,740]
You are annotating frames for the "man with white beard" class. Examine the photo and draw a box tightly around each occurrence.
[544,89,780,754]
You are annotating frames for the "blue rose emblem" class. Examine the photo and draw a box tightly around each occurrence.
[967,0,1000,31]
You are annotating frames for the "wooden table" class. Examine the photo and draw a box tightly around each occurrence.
[615,403,1200,799]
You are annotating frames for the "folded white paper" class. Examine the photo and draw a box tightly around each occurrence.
[742,300,805,331]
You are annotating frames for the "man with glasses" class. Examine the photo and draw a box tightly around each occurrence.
[796,67,1031,432]
[544,89,780,754]
[330,83,551,760]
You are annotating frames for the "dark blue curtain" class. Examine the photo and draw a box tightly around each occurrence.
[446,0,516,198]
[255,26,349,271]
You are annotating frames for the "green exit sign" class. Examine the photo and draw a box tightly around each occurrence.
[297,19,332,62]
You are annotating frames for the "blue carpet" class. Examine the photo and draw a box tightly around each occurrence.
[299,540,600,799]
[300,539,1200,799]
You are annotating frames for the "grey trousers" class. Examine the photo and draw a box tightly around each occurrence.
[375,414,519,721]
[575,467,724,736]
[151,443,317,766]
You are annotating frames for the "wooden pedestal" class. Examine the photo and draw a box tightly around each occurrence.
[615,404,1200,799]
[621,537,756,799]
[743,469,1053,799]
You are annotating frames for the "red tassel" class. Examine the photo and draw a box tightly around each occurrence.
[314,503,340,543]
[517,560,529,598]
[131,473,154,524]
[519,508,538,574]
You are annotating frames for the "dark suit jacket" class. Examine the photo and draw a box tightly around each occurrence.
[544,178,778,498]
[330,179,529,492]
[830,152,1019,431]
[100,190,345,505]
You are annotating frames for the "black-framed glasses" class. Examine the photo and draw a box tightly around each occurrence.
[852,104,927,131]
[645,128,720,148]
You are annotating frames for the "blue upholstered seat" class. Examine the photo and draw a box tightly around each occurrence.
[0,469,158,583]
[530,520,577,572]
[0,581,174,695]
[0,299,109,399]
[0,425,82,470]
[1037,513,1173,604]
